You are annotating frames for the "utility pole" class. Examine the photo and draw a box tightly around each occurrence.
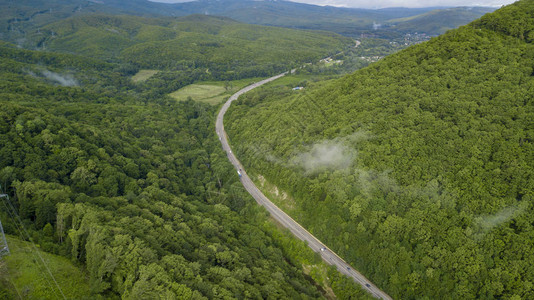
[0,189,10,258]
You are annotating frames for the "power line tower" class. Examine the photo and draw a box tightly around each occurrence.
[0,193,10,258]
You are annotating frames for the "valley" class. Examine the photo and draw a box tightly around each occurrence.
[1,0,531,299]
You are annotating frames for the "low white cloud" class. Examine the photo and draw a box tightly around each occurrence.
[41,70,78,87]
[475,202,527,234]
[288,131,369,174]
[291,140,355,174]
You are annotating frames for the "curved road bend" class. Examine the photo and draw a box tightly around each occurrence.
[216,72,392,300]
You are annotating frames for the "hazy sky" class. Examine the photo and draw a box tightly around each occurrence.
[289,0,516,8]
[151,0,517,9]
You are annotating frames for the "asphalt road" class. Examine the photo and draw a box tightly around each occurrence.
[216,72,392,300]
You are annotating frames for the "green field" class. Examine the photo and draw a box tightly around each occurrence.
[170,84,228,105]
[169,78,265,105]
[131,69,159,82]
[0,236,91,299]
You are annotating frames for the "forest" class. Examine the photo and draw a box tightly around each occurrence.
[1,0,493,41]
[225,1,534,299]
[2,0,531,298]
[2,0,494,79]
[13,13,351,80]
[0,30,369,298]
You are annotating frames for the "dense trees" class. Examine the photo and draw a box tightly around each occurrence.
[226,1,534,298]
[0,43,369,298]
[1,0,517,297]
[30,14,351,80]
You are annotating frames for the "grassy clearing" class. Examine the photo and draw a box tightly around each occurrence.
[169,75,327,106]
[169,78,264,105]
[169,84,228,105]
[0,235,91,299]
[131,69,158,82]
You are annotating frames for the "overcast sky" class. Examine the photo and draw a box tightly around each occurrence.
[151,0,517,9]
[289,0,516,8]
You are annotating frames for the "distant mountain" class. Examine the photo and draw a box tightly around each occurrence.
[387,6,496,35]
[0,0,169,45]
[144,0,496,37]
[1,0,495,45]
[176,0,494,36]
[168,0,430,31]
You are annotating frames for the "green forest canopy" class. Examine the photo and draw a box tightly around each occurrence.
[0,38,369,298]
[29,14,351,78]
[225,1,534,299]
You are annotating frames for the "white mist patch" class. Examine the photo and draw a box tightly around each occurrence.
[292,141,355,174]
[41,70,78,87]
[476,203,527,234]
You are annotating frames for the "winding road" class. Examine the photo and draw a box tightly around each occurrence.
[216,72,392,300]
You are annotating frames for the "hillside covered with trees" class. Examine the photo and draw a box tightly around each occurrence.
[225,1,534,298]
[387,6,495,35]
[34,14,351,77]
[0,35,369,298]
[2,0,493,40]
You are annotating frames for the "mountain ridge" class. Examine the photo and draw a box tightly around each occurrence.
[31,12,351,78]
[1,0,495,45]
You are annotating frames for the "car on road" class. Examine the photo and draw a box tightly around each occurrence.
[365,283,371,288]
[320,247,326,252]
